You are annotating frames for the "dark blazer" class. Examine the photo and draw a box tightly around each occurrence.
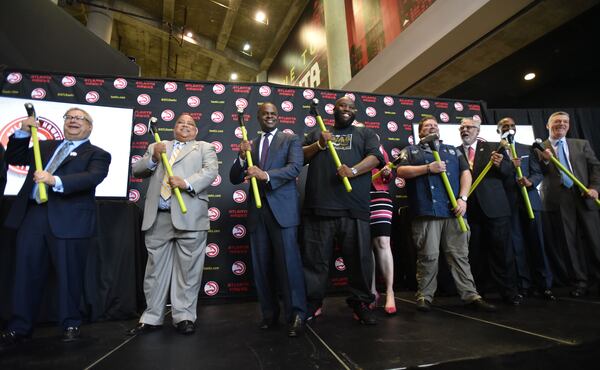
[459,140,512,218]
[230,131,303,231]
[0,145,6,197]
[4,136,111,238]
[502,142,543,211]
[539,138,600,211]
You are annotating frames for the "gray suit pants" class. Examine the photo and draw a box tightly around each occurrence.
[140,212,207,325]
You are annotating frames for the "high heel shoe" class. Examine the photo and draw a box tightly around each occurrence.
[384,306,397,315]
[384,294,396,315]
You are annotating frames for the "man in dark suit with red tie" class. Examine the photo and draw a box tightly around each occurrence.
[230,102,306,337]
[0,107,111,348]
[458,117,520,305]
[538,111,600,297]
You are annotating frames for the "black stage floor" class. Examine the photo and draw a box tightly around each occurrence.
[1,288,599,370]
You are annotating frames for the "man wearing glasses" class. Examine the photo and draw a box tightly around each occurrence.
[1,107,111,347]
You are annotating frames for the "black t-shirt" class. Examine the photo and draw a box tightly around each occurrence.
[303,124,384,220]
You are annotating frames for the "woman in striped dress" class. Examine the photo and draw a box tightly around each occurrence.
[370,146,396,314]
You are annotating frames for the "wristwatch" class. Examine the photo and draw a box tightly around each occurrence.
[351,167,358,177]
[458,195,468,202]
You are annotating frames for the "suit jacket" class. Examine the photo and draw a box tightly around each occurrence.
[133,140,218,231]
[4,136,111,238]
[229,131,303,231]
[459,140,512,218]
[539,138,600,211]
[502,142,543,211]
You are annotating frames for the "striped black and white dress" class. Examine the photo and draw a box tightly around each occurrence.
[370,190,393,237]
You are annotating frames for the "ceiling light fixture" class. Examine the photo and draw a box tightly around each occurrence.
[255,10,267,24]
[230,73,238,81]
[524,72,536,81]
[243,43,251,51]
[186,31,193,38]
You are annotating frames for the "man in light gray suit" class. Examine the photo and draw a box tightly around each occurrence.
[538,111,600,297]
[129,113,218,335]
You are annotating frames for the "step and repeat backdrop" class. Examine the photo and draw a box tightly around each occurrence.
[1,70,484,298]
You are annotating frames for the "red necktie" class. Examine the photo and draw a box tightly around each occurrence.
[468,146,475,170]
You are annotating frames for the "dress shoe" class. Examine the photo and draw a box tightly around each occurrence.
[351,303,377,325]
[176,320,195,335]
[466,298,497,312]
[127,322,162,336]
[570,287,588,298]
[259,318,278,330]
[519,288,531,298]
[287,314,303,337]
[416,298,431,312]
[541,289,556,301]
[503,294,524,306]
[0,330,30,349]
[62,327,81,342]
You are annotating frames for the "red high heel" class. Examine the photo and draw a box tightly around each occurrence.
[384,294,397,315]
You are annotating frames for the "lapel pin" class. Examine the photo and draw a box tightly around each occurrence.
[70,152,78,157]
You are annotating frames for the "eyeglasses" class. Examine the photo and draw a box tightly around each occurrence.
[63,115,88,122]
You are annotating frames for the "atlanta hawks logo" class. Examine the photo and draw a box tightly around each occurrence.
[0,116,63,175]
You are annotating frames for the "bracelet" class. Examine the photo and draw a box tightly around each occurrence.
[426,163,431,175]
[316,140,327,150]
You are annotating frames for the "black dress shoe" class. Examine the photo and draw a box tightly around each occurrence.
[466,298,497,312]
[503,294,524,306]
[62,327,81,342]
[259,318,278,330]
[1,330,30,349]
[416,298,431,312]
[571,287,588,298]
[176,320,196,335]
[287,314,303,337]
[541,289,556,301]
[127,322,162,336]
[351,303,377,325]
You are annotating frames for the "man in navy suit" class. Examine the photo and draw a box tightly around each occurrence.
[230,102,306,337]
[0,107,111,347]
[497,117,554,300]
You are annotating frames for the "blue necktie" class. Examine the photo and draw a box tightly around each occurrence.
[33,141,73,203]
[557,140,573,188]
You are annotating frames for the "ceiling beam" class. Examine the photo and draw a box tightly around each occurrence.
[208,0,241,80]
[259,0,310,71]
[161,0,175,77]
[110,8,259,74]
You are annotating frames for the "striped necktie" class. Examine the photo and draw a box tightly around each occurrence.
[34,141,73,203]
[160,142,183,200]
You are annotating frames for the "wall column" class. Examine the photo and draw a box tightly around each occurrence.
[323,0,352,89]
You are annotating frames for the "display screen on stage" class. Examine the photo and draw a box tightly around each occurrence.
[0,97,134,198]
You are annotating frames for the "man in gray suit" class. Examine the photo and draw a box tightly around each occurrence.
[129,113,218,335]
[538,111,600,297]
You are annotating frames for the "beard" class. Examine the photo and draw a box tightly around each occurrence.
[334,110,356,128]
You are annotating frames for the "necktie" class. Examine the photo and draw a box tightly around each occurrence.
[468,146,475,170]
[260,132,270,169]
[160,142,183,200]
[34,141,73,203]
[557,140,573,188]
